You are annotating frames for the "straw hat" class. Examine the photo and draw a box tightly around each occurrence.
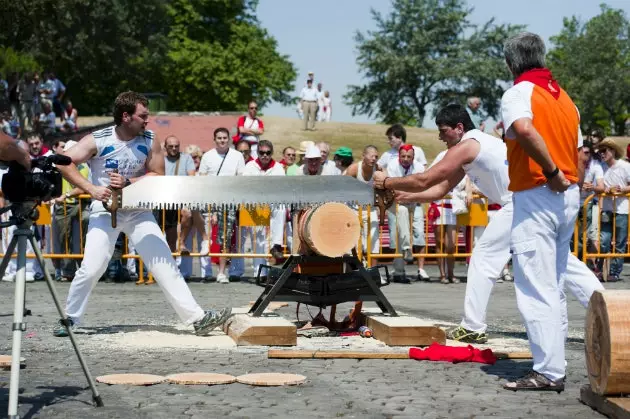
[297,140,315,155]
[598,138,623,159]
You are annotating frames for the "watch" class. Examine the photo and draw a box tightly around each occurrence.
[124,178,132,187]
[543,167,559,180]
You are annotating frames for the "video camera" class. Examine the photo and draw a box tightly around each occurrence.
[1,154,72,203]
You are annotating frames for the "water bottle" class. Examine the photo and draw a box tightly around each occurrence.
[358,326,373,338]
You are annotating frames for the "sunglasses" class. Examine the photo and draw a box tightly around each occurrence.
[258,150,272,156]
[166,145,179,149]
[249,107,258,110]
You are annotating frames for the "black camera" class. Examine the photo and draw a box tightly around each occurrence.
[1,155,72,203]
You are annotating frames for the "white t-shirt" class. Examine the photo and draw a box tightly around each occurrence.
[581,160,604,206]
[297,162,339,176]
[198,148,245,176]
[243,160,285,176]
[377,146,427,170]
[387,160,424,178]
[323,160,341,175]
[602,159,630,214]
[431,150,466,205]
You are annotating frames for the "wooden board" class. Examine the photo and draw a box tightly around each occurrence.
[580,384,630,419]
[0,355,25,369]
[247,301,289,311]
[236,373,306,386]
[365,314,446,346]
[267,349,532,360]
[223,313,296,346]
[166,372,236,385]
[96,374,166,386]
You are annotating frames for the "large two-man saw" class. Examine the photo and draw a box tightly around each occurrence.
[105,175,393,227]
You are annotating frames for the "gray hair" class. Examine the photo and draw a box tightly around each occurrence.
[316,141,331,152]
[466,97,480,107]
[503,32,547,77]
[258,139,274,153]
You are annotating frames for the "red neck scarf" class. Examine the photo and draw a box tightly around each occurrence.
[255,158,276,171]
[279,159,288,168]
[514,68,560,99]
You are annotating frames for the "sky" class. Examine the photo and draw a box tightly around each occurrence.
[256,0,630,128]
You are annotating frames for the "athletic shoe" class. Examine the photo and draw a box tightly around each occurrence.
[270,245,284,260]
[216,273,229,284]
[402,249,414,263]
[501,268,513,282]
[608,275,621,283]
[25,273,35,283]
[450,277,460,284]
[199,240,210,256]
[53,318,77,337]
[448,326,488,344]
[193,308,232,336]
[417,268,430,281]
[503,370,564,392]
[2,274,15,282]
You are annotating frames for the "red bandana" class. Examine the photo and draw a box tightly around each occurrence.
[255,158,276,171]
[514,68,560,100]
[398,144,414,169]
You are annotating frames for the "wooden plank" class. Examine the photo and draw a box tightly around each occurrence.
[580,384,630,419]
[223,314,296,346]
[494,352,532,360]
[366,314,446,346]
[268,349,409,359]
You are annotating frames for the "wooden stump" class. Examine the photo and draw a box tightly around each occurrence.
[585,290,630,395]
[297,203,360,257]
[580,384,630,419]
[365,314,446,346]
[223,314,296,346]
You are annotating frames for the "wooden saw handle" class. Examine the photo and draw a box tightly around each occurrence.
[374,188,395,225]
[103,169,121,228]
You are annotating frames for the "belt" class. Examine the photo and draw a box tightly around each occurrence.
[439,203,452,209]
[488,204,502,211]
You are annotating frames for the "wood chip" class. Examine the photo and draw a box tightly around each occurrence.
[166,372,236,385]
[96,373,166,386]
[0,355,25,368]
[236,372,306,386]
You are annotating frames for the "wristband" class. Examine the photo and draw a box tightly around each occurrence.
[383,177,389,189]
[543,167,559,180]
[124,178,132,187]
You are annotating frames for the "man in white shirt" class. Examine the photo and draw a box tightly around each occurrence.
[298,145,339,176]
[378,124,427,170]
[198,127,245,283]
[242,140,286,276]
[386,144,429,282]
[316,141,341,175]
[596,138,630,282]
[300,79,319,131]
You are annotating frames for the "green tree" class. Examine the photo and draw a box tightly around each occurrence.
[344,0,523,126]
[548,4,630,135]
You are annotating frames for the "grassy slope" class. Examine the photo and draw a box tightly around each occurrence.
[79,115,630,163]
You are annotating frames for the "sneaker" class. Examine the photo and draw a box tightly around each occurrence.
[496,277,504,284]
[503,370,565,392]
[402,248,414,263]
[2,274,15,282]
[449,277,460,284]
[53,318,76,337]
[216,273,229,284]
[608,275,621,283]
[501,268,513,282]
[199,240,210,256]
[417,268,430,281]
[193,308,232,336]
[270,245,284,260]
[26,273,35,283]
[448,326,488,344]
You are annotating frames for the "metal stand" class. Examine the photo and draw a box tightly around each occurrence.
[249,254,398,317]
[0,203,103,419]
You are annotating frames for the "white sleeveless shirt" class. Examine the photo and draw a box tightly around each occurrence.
[356,161,374,185]
[461,129,512,206]
[89,126,153,212]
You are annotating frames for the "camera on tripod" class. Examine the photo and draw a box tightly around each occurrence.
[1,154,72,203]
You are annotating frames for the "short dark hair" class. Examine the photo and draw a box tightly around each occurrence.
[113,91,149,125]
[235,139,250,150]
[282,146,295,154]
[52,138,66,149]
[333,154,353,168]
[435,104,476,132]
[258,139,273,153]
[385,124,406,143]
[214,127,230,139]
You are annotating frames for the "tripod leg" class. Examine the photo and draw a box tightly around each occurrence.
[27,235,104,407]
[7,235,27,418]
[0,235,18,280]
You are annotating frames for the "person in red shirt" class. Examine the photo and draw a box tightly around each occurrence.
[233,101,264,158]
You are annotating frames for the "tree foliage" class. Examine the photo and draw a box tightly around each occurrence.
[0,0,296,115]
[548,4,630,135]
[344,0,523,126]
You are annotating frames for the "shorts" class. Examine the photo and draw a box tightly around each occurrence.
[154,209,179,230]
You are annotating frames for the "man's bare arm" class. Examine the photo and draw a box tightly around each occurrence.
[396,170,466,204]
[0,133,30,170]
[57,134,98,194]
[142,134,165,178]
[344,162,359,177]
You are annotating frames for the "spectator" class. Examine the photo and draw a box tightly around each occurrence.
[298,144,339,176]
[287,141,314,176]
[235,140,254,163]
[465,97,485,131]
[333,147,353,174]
[378,124,427,170]
[38,102,56,136]
[8,72,19,118]
[279,146,296,171]
[300,79,319,131]
[234,101,264,158]
[51,138,66,154]
[316,83,324,121]
[597,138,630,282]
[386,144,430,283]
[320,91,332,122]
[26,132,51,158]
[17,73,36,130]
[242,139,286,277]
[198,127,245,284]
[59,100,78,132]
[0,74,8,112]
[317,141,341,175]
[48,72,66,118]
[1,112,19,139]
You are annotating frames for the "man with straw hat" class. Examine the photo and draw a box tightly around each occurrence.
[287,140,314,176]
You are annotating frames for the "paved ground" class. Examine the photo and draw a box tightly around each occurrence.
[0,262,626,419]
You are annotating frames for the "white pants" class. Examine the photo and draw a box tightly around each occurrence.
[252,206,285,276]
[461,199,603,338]
[65,211,206,325]
[3,224,43,278]
[177,230,213,279]
[387,204,426,251]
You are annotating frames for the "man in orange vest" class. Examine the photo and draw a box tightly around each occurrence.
[500,32,584,392]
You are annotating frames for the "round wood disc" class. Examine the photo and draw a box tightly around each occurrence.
[166,372,236,385]
[236,373,306,386]
[96,373,166,386]
[0,355,25,368]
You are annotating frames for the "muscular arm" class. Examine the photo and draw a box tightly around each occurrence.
[384,140,478,192]
[0,133,30,170]
[397,170,466,203]
[57,134,98,194]
[344,162,359,177]
[141,134,165,179]
[509,118,556,174]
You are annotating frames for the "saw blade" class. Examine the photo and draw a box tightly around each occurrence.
[120,176,375,210]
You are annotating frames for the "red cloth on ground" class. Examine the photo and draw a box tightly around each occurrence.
[409,343,496,365]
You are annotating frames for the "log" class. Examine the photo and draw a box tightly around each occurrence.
[580,384,630,419]
[297,203,360,257]
[585,290,630,395]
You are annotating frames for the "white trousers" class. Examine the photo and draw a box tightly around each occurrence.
[252,207,285,276]
[65,211,205,325]
[387,204,425,251]
[461,199,603,340]
[3,224,43,277]
[178,230,213,279]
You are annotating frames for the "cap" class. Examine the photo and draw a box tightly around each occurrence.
[334,147,353,158]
